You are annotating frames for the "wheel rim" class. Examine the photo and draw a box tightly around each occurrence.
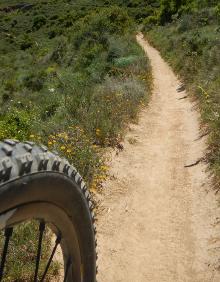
[0,203,83,282]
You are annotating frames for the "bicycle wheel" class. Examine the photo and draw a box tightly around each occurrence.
[0,140,97,282]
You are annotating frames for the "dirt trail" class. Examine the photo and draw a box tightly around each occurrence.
[96,33,220,282]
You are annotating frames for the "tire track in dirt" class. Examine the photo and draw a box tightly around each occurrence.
[96,33,220,282]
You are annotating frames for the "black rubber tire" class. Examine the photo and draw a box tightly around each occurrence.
[0,140,97,282]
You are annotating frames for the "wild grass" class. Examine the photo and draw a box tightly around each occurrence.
[0,221,60,281]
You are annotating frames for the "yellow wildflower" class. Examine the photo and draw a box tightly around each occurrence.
[100,166,108,171]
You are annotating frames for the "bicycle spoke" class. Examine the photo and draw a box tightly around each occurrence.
[34,221,45,282]
[40,235,61,282]
[0,227,13,282]
[63,258,72,282]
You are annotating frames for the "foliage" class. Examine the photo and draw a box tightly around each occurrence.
[0,108,38,141]
[0,1,152,280]
[0,0,151,184]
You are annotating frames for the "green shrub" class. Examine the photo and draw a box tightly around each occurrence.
[114,55,139,68]
[32,15,47,30]
[215,4,220,22]
[23,71,46,91]
[0,109,38,140]
[20,34,33,50]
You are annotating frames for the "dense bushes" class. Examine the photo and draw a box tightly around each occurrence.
[0,1,151,186]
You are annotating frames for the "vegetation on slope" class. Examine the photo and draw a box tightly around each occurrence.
[0,1,151,279]
[142,0,220,188]
[1,0,219,279]
[0,0,151,185]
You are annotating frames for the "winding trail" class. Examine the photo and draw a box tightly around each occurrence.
[96,34,220,282]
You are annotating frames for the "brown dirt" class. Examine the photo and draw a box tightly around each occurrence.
[96,33,220,282]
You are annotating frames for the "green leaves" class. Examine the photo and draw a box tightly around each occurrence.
[32,15,47,30]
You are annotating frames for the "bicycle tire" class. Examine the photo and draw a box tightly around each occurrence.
[0,140,97,282]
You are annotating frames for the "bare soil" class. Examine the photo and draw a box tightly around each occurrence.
[96,33,220,282]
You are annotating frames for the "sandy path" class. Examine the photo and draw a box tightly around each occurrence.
[96,33,220,282]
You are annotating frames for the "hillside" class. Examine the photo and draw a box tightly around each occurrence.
[0,0,220,280]
[0,1,152,280]
[0,0,151,184]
